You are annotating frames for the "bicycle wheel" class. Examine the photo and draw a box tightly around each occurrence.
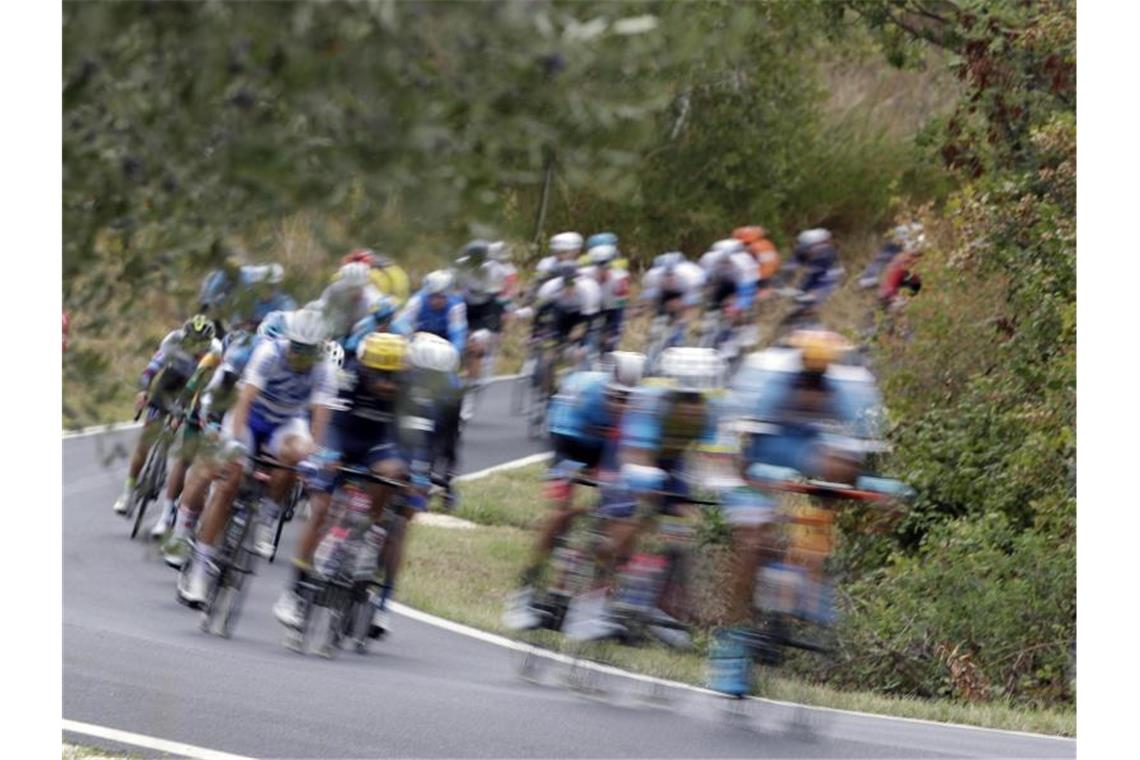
[130,436,168,540]
[203,504,256,637]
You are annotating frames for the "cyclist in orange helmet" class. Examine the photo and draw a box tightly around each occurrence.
[733,226,781,294]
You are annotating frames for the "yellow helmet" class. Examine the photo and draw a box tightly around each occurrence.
[357,332,407,372]
[789,329,849,373]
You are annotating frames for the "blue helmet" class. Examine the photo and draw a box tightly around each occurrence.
[370,294,398,322]
[586,232,618,250]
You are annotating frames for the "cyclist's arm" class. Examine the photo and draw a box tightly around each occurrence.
[448,300,468,354]
[229,383,258,444]
[390,294,421,337]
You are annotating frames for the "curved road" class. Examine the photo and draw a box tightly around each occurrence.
[64,381,1074,758]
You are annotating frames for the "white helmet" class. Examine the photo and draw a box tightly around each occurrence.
[323,339,345,368]
[536,257,558,276]
[338,262,372,288]
[607,351,646,393]
[489,241,512,262]
[711,239,745,256]
[409,332,460,374]
[655,251,685,270]
[550,232,584,254]
[423,269,453,296]
[659,347,724,392]
[288,307,328,346]
[797,228,832,247]
[588,244,618,266]
[703,248,730,269]
[265,263,284,285]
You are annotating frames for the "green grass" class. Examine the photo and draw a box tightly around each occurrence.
[62,744,137,760]
[399,465,1076,737]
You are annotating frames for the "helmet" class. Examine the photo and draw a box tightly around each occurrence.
[586,232,618,250]
[733,226,766,244]
[488,241,512,262]
[264,263,284,285]
[607,351,646,395]
[408,332,460,374]
[338,262,372,288]
[184,314,216,343]
[549,232,584,254]
[460,239,491,263]
[659,347,724,392]
[556,261,579,285]
[342,248,376,266]
[906,232,928,253]
[257,310,291,340]
[288,307,328,347]
[323,339,345,369]
[588,244,618,266]
[703,248,730,269]
[369,294,398,322]
[357,332,407,372]
[423,269,453,296]
[711,239,746,255]
[797,228,832,247]
[654,251,685,270]
[788,329,849,373]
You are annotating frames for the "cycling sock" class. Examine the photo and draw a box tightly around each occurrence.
[122,476,136,496]
[158,496,174,520]
[260,497,282,524]
[174,505,196,539]
[193,541,216,565]
[376,582,394,611]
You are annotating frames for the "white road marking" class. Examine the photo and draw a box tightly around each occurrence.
[62,719,254,760]
[387,603,1075,742]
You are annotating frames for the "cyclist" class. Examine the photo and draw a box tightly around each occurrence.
[319,262,382,343]
[532,261,603,373]
[160,314,289,568]
[503,351,646,630]
[344,294,399,354]
[580,244,631,355]
[112,315,222,516]
[534,232,585,287]
[859,223,923,289]
[340,248,411,307]
[710,328,895,696]
[781,229,844,311]
[454,239,510,387]
[178,307,336,607]
[639,252,705,368]
[200,259,294,335]
[734,225,781,294]
[878,233,925,310]
[391,270,467,356]
[698,239,760,349]
[567,347,726,640]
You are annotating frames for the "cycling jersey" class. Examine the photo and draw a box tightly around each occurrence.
[319,280,383,341]
[641,262,706,312]
[139,329,223,400]
[699,252,759,312]
[547,371,617,449]
[878,254,922,305]
[391,291,468,354]
[729,347,883,475]
[621,384,719,460]
[790,244,844,301]
[242,338,337,425]
[533,276,602,346]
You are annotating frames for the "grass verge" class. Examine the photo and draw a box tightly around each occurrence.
[62,743,136,759]
[399,464,1075,737]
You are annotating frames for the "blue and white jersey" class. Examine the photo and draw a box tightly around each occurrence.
[547,371,614,447]
[391,291,468,354]
[241,338,337,424]
[698,251,760,311]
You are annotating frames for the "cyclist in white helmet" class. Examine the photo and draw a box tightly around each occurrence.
[318,262,382,342]
[580,243,632,355]
[178,306,338,607]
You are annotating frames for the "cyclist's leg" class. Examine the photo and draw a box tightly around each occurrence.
[113,409,164,512]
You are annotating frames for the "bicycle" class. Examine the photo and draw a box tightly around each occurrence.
[286,465,409,657]
[183,453,298,638]
[125,399,185,541]
[644,313,688,376]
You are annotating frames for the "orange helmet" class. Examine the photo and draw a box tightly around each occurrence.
[342,248,376,267]
[733,226,766,244]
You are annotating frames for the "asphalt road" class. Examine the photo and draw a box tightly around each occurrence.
[63,380,1075,759]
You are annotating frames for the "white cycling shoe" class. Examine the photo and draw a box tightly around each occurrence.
[273,591,303,629]
[253,522,276,559]
[562,589,625,642]
[502,587,542,631]
[113,494,130,516]
[178,561,211,607]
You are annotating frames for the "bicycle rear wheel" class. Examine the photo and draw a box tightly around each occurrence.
[130,437,167,540]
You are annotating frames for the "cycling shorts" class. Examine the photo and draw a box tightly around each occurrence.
[551,433,605,472]
[309,419,405,495]
[596,457,690,520]
[223,408,311,460]
[466,300,503,334]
